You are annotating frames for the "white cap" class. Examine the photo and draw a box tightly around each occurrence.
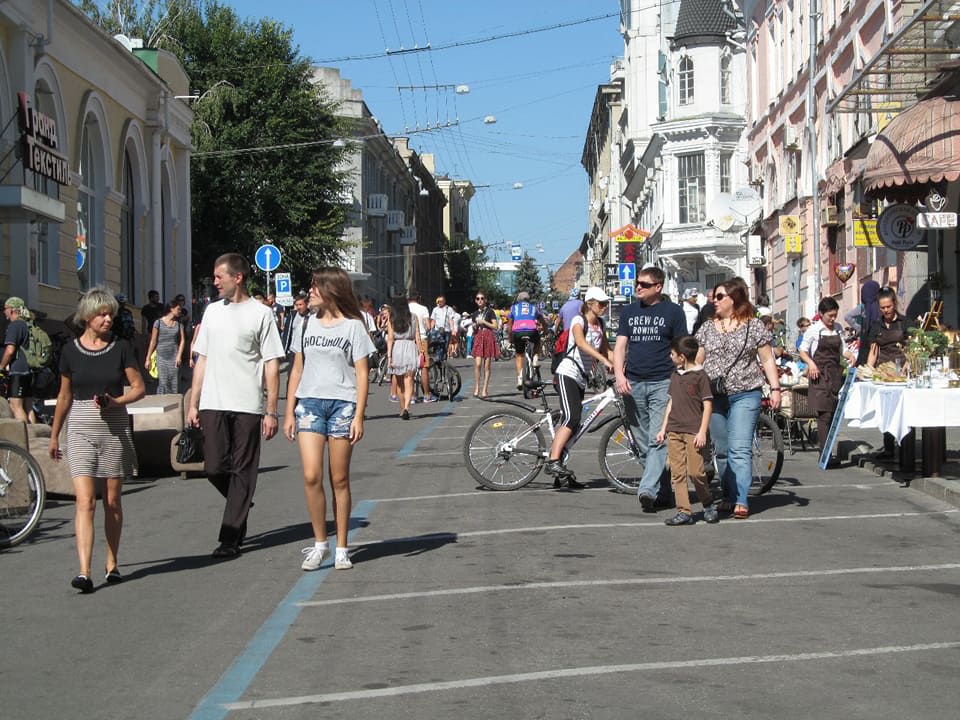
[584,286,610,303]
[682,288,699,300]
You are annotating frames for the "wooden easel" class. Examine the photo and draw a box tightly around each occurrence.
[921,300,943,330]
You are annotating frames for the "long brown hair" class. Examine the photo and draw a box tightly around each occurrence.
[715,277,755,323]
[310,267,363,321]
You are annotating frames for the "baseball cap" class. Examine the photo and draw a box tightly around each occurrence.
[584,286,610,303]
[516,291,530,302]
[682,288,699,300]
[4,296,26,310]
[116,293,127,303]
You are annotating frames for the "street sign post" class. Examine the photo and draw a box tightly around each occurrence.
[620,283,634,299]
[255,243,282,301]
[274,272,292,306]
[604,263,619,281]
[618,263,635,283]
[511,245,522,261]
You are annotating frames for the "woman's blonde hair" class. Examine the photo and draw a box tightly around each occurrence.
[74,286,119,326]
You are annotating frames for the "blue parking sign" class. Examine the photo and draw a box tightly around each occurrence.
[620,283,634,298]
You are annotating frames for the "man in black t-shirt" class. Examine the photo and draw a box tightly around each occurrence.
[613,267,688,511]
[141,290,163,335]
[1,297,35,423]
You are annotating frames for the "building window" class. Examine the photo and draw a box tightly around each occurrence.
[30,169,59,285]
[121,152,136,299]
[678,153,706,223]
[679,57,694,106]
[720,55,732,104]
[720,153,732,194]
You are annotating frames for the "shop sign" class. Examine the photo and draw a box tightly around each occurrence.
[917,212,958,229]
[609,224,650,243]
[778,215,800,236]
[784,234,803,254]
[877,203,923,251]
[17,92,68,186]
[853,218,882,248]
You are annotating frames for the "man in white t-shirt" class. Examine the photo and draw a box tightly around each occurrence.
[681,288,700,334]
[407,289,434,401]
[187,253,285,559]
[430,295,456,355]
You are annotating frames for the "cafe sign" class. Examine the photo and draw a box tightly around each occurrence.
[877,203,923,251]
[17,91,68,186]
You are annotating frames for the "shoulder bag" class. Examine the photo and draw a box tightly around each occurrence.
[710,322,751,399]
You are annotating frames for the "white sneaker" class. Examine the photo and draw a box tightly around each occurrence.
[531,355,540,368]
[301,545,328,571]
[517,375,523,390]
[335,550,353,570]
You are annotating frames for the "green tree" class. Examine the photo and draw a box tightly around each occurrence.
[77,1,347,292]
[513,252,544,300]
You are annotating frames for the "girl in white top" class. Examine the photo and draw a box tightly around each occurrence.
[284,268,374,571]
[545,286,613,488]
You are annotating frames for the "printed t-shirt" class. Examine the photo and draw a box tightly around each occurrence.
[556,315,603,386]
[292,316,374,403]
[508,302,540,333]
[665,368,712,434]
[3,319,30,375]
[616,300,688,382]
[430,306,456,333]
[60,338,137,400]
[193,298,285,414]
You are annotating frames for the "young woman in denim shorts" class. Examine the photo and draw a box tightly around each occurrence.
[284,268,374,571]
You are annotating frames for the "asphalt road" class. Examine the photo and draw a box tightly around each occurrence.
[4,358,960,719]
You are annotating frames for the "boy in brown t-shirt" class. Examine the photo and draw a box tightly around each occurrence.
[655,335,716,525]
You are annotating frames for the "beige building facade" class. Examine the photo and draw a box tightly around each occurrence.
[0,0,193,326]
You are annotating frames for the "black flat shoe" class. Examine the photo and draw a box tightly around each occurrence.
[211,543,241,559]
[105,567,123,584]
[71,575,94,593]
[564,477,585,489]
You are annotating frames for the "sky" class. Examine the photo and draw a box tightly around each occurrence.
[224,0,625,274]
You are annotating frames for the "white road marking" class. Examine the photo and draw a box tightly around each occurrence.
[298,563,960,607]
[223,641,960,710]
[369,481,900,502]
[351,509,957,545]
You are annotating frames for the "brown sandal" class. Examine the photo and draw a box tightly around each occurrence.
[733,504,749,519]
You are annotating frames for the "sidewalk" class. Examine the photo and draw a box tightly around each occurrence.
[836,424,960,509]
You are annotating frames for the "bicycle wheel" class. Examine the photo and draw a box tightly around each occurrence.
[0,441,46,549]
[448,368,462,398]
[377,354,389,386]
[463,410,546,490]
[521,351,534,398]
[750,413,784,495]
[598,420,644,493]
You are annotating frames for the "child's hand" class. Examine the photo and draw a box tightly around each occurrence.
[694,431,707,449]
[655,430,665,445]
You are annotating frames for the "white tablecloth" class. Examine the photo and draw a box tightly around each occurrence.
[844,382,960,440]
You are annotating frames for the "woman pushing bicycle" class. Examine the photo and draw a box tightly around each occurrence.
[545,286,613,488]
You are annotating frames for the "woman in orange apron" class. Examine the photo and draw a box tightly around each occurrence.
[799,297,856,467]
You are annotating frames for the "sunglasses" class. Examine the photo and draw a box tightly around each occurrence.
[475,296,485,301]
[637,281,659,289]
[714,292,728,301]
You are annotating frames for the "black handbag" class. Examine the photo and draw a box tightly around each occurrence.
[176,425,204,464]
[711,324,751,399]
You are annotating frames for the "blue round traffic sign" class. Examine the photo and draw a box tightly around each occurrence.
[255,244,281,272]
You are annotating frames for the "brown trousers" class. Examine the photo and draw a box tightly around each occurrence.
[667,431,713,514]
[200,410,263,546]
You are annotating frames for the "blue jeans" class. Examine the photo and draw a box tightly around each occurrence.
[624,379,671,500]
[709,389,762,507]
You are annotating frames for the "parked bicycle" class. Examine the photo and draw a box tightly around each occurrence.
[426,329,462,400]
[0,440,46,549]
[463,380,784,495]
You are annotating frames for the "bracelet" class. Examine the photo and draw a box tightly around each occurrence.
[771,388,781,392]
[265,412,279,418]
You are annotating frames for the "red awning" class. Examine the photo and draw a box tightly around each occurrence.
[863,94,960,200]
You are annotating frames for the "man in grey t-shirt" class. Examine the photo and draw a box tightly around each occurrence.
[1,297,34,423]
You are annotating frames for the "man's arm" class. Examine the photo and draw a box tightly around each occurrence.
[614,335,630,394]
[261,357,280,440]
[186,354,206,427]
[0,344,15,371]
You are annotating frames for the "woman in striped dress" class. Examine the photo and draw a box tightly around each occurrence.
[49,287,145,593]
[144,302,185,394]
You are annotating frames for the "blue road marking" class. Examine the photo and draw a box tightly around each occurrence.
[189,500,376,720]
[397,374,474,458]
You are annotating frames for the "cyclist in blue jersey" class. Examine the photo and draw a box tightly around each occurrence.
[506,291,545,390]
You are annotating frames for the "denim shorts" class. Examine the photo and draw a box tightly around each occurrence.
[294,398,356,438]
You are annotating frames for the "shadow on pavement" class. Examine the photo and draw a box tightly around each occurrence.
[350,531,457,565]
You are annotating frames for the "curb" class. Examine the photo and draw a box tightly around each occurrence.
[854,453,960,510]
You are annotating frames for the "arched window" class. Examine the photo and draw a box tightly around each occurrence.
[121,151,136,298]
[720,55,732,105]
[679,57,694,106]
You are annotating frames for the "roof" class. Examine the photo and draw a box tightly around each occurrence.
[673,0,740,42]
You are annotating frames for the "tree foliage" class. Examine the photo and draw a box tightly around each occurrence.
[76,0,348,292]
[513,252,544,300]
